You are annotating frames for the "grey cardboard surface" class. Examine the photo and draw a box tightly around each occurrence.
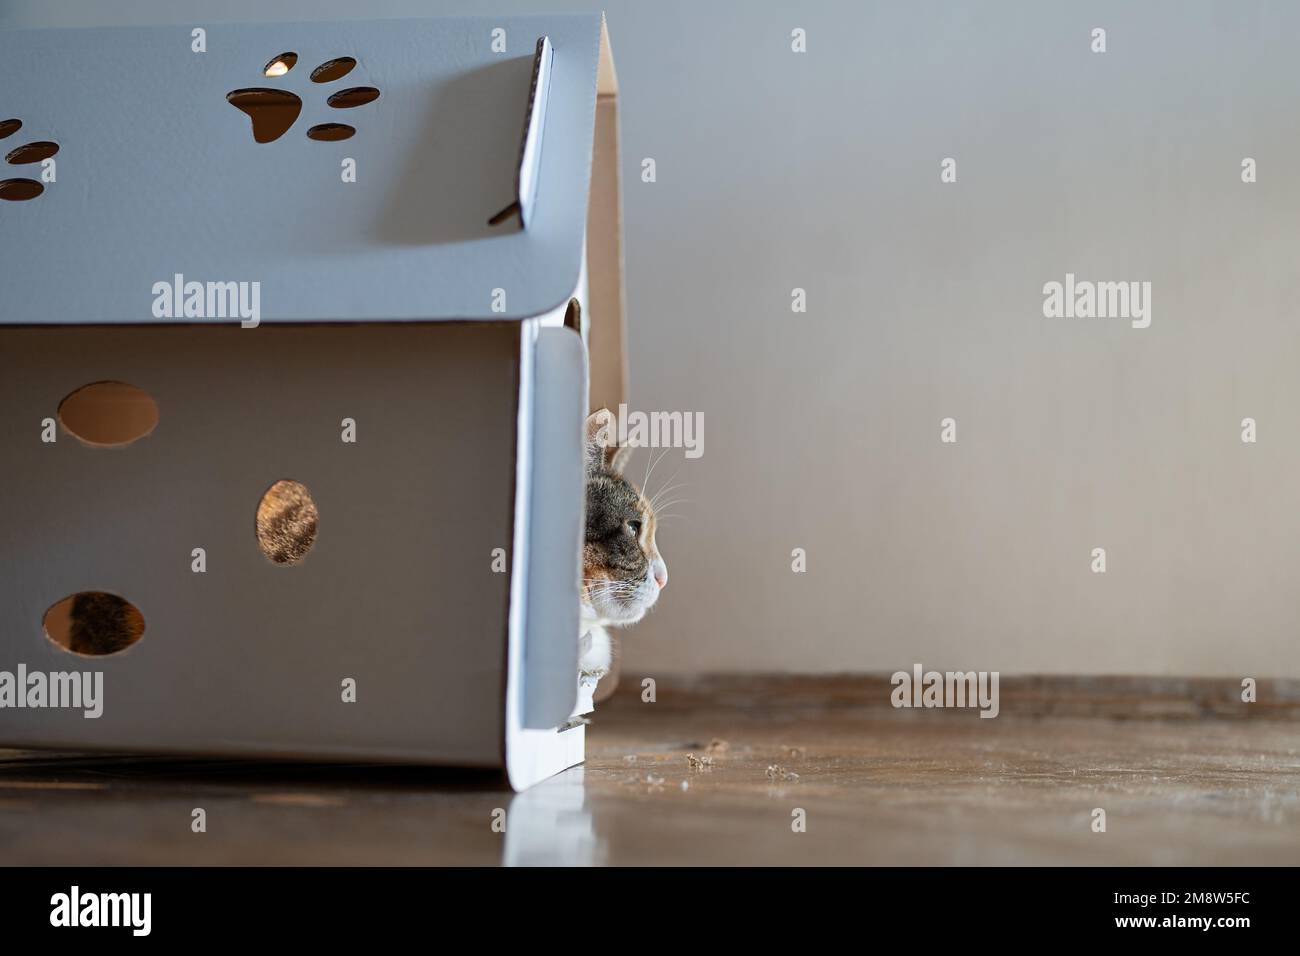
[0,323,518,764]
[0,15,602,324]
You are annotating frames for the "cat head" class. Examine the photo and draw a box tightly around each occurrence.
[582,408,668,625]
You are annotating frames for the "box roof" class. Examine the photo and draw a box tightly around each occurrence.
[0,15,604,324]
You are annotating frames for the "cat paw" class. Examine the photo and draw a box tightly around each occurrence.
[579,664,609,683]
[578,626,613,682]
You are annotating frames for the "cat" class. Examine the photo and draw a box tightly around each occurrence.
[579,408,668,681]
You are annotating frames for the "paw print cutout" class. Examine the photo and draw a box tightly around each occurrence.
[226,52,381,144]
[0,118,59,202]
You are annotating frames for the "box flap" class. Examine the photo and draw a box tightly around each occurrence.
[585,15,628,413]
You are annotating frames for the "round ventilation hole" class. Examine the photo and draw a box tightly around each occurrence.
[311,57,356,83]
[327,87,381,109]
[263,52,298,77]
[306,123,356,142]
[43,591,145,657]
[57,381,159,447]
[6,141,59,164]
[256,480,319,566]
[0,178,42,201]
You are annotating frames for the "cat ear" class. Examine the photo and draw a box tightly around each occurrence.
[607,443,634,475]
[585,409,615,473]
[585,408,634,475]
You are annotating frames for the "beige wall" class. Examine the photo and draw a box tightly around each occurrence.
[609,0,1300,679]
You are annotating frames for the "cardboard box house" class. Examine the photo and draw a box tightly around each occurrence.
[0,14,626,790]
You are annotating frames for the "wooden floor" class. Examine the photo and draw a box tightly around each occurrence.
[2,675,1298,866]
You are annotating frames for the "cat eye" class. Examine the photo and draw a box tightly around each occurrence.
[626,520,642,537]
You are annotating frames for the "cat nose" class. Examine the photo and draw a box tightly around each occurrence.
[653,564,668,590]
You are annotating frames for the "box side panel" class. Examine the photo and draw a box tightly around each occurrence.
[523,326,585,729]
[0,324,516,765]
[504,321,586,790]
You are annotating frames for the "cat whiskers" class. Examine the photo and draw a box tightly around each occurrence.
[582,578,642,595]
[645,491,692,526]
[647,469,687,509]
[585,587,644,600]
[641,446,671,495]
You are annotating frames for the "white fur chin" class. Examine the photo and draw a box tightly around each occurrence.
[578,573,659,682]
[591,603,646,626]
[583,572,659,626]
